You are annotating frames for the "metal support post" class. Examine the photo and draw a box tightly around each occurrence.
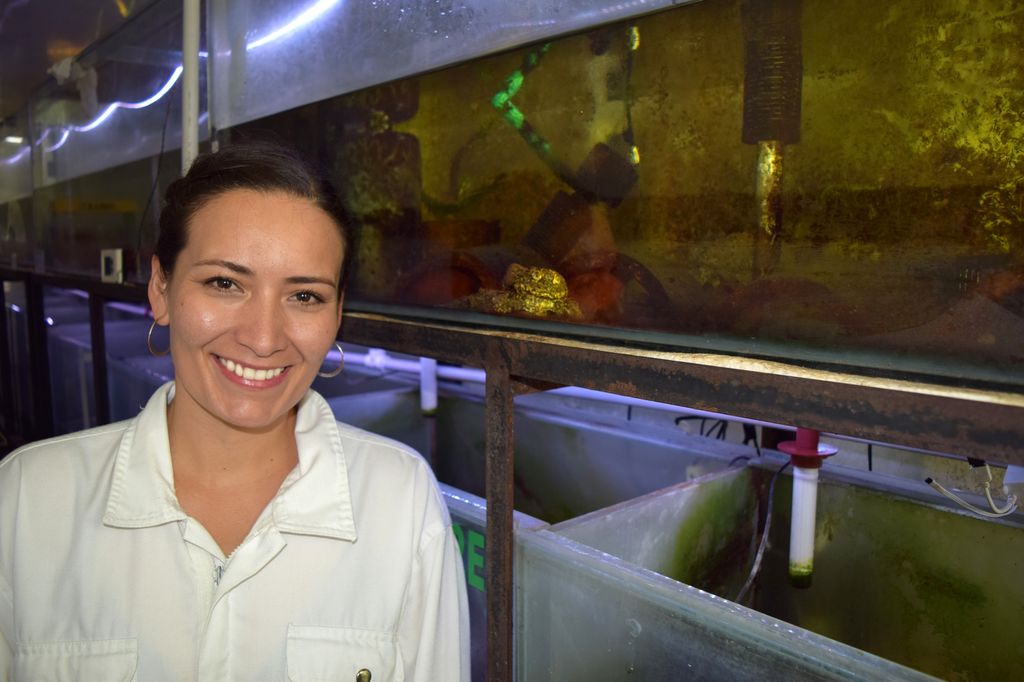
[181,0,201,172]
[24,279,53,439]
[88,294,110,425]
[0,282,13,440]
[484,342,515,682]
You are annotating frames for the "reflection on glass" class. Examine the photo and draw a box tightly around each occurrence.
[30,150,178,279]
[31,4,194,187]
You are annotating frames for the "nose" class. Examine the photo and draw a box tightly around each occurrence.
[236,293,287,357]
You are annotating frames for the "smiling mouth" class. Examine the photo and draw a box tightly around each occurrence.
[217,356,287,381]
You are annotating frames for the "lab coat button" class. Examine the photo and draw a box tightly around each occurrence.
[356,669,372,682]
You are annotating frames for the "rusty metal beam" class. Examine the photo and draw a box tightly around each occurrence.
[484,343,515,682]
[341,311,1024,466]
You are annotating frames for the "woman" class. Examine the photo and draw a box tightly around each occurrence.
[0,142,470,680]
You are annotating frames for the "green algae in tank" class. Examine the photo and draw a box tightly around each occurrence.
[552,465,1023,680]
[756,474,1024,681]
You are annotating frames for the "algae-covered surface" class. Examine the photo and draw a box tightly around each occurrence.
[553,464,1024,679]
[757,475,1024,681]
[553,469,756,598]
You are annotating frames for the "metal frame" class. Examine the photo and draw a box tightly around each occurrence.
[3,270,1024,682]
[0,277,17,445]
[337,310,1024,682]
[340,311,1024,467]
[0,268,148,443]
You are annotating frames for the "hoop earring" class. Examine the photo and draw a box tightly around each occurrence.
[318,342,344,378]
[147,320,170,357]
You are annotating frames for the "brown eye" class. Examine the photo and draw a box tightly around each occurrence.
[203,276,238,291]
[293,290,325,305]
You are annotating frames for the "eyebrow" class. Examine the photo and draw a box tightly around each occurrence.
[194,259,338,288]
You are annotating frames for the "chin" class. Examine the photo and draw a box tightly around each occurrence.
[216,407,295,433]
[205,391,301,432]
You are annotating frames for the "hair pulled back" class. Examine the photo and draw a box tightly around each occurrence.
[156,141,352,288]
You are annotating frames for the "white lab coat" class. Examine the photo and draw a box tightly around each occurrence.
[0,382,470,681]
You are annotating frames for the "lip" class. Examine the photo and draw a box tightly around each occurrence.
[213,354,290,388]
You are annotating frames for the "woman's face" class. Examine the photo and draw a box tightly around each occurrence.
[148,188,345,433]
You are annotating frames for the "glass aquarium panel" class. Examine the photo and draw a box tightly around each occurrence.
[42,287,95,434]
[547,465,1024,680]
[0,194,34,269]
[0,117,32,204]
[516,523,935,681]
[0,114,34,268]
[208,0,697,130]
[237,0,1024,389]
[30,148,179,279]
[31,0,206,187]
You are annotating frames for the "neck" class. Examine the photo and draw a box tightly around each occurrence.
[166,396,299,487]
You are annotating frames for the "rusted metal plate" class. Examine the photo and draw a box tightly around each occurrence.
[342,311,1024,466]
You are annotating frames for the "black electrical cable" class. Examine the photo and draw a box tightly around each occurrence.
[735,460,791,605]
[729,455,752,468]
[742,423,763,457]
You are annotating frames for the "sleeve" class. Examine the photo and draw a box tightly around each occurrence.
[0,460,16,682]
[0,568,12,682]
[398,523,471,682]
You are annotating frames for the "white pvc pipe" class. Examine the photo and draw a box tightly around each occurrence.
[420,357,438,414]
[343,348,783,428]
[348,350,483,384]
[181,0,200,173]
[789,466,819,586]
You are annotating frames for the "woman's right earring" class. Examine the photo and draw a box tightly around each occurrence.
[147,320,170,357]
[318,342,344,378]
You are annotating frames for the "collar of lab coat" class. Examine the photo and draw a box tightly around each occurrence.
[103,381,358,542]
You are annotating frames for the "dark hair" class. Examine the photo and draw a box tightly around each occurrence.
[156,141,352,289]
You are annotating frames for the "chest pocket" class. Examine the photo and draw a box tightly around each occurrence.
[287,625,401,682]
[14,637,138,682]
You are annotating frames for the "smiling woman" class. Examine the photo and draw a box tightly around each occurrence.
[0,142,470,681]
[150,188,345,438]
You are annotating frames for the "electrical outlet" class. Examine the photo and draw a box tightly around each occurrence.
[101,248,123,283]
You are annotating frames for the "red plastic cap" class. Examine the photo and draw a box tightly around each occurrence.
[778,428,837,469]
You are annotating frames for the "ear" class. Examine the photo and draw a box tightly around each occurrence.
[148,255,171,325]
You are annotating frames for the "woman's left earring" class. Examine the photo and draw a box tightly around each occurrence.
[318,342,345,378]
[147,320,170,357]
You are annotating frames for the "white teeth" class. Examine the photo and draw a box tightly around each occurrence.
[218,357,285,381]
